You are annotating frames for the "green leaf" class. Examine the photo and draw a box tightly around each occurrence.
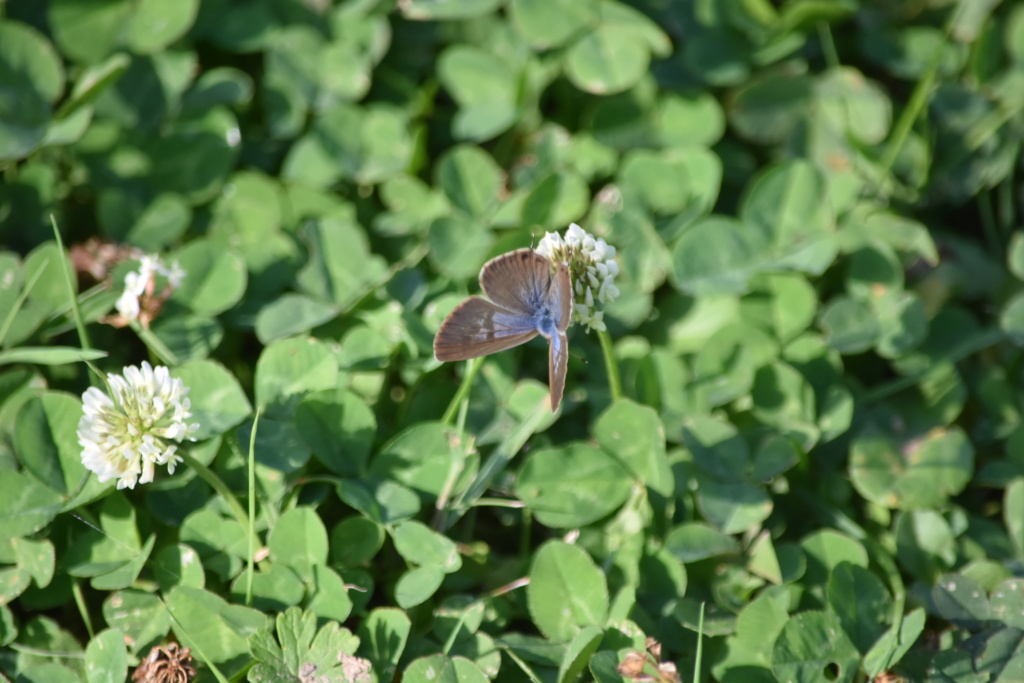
[815,67,891,145]
[740,160,837,274]
[664,523,739,563]
[357,608,411,681]
[92,534,155,590]
[515,443,633,528]
[438,45,519,141]
[696,480,772,534]
[729,72,811,145]
[254,336,339,418]
[330,518,384,567]
[566,25,650,95]
[15,392,91,497]
[435,145,503,219]
[932,573,991,631]
[1001,292,1024,345]
[336,479,421,526]
[102,590,170,656]
[125,0,199,54]
[85,628,128,683]
[691,322,778,407]
[391,521,461,572]
[527,541,609,642]
[827,563,890,654]
[771,611,860,683]
[307,565,354,623]
[167,585,267,665]
[0,469,64,542]
[283,104,413,186]
[427,215,495,281]
[850,427,974,510]
[174,359,252,441]
[520,172,590,230]
[169,238,247,316]
[0,21,63,160]
[233,563,304,613]
[403,654,489,682]
[863,608,926,677]
[819,296,881,353]
[248,606,364,682]
[371,422,464,501]
[13,537,55,588]
[594,399,672,496]
[800,530,867,587]
[1006,479,1024,558]
[296,388,376,477]
[992,579,1024,630]
[509,0,596,49]
[558,625,602,683]
[295,219,390,311]
[145,107,242,203]
[255,293,339,344]
[180,509,247,581]
[153,543,205,592]
[395,565,446,609]
[400,0,502,20]
[269,507,329,582]
[715,589,789,677]
[671,216,768,296]
[894,509,956,582]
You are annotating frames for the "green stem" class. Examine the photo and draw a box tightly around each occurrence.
[71,577,95,639]
[442,399,550,531]
[597,327,622,402]
[178,450,250,537]
[245,409,260,608]
[861,327,1004,404]
[133,321,180,365]
[51,215,91,350]
[441,357,484,426]
[873,3,962,197]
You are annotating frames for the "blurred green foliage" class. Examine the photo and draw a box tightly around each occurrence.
[2,0,1024,681]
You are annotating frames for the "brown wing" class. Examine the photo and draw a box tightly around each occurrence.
[552,261,572,334]
[434,296,539,362]
[548,330,569,411]
[479,249,555,315]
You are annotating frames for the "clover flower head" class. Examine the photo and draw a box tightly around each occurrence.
[114,254,187,327]
[536,223,620,332]
[77,361,199,490]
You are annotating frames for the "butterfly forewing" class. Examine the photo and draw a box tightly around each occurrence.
[479,249,554,315]
[433,297,539,361]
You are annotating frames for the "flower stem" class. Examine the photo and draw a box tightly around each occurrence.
[441,357,484,426]
[178,450,250,536]
[597,327,622,402]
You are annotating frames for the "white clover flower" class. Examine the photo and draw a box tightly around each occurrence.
[537,223,620,332]
[77,361,199,490]
[111,254,187,327]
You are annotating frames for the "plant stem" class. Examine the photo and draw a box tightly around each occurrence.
[245,409,260,608]
[179,450,250,536]
[441,357,484,426]
[597,327,622,402]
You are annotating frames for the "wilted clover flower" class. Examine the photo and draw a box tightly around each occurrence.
[112,254,186,328]
[537,223,620,332]
[78,361,199,490]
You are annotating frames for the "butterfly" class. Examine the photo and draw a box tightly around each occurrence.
[434,249,572,411]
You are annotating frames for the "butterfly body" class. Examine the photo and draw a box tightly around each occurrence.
[434,249,572,410]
